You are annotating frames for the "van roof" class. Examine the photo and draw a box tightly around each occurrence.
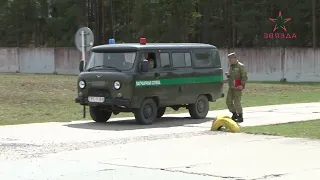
[91,43,217,52]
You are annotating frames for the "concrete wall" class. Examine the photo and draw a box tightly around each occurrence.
[220,47,320,82]
[54,48,81,75]
[0,47,319,82]
[0,48,19,73]
[18,48,55,74]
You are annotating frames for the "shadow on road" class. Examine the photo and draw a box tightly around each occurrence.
[64,116,213,131]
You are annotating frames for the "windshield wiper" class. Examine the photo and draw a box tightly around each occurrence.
[87,65,121,72]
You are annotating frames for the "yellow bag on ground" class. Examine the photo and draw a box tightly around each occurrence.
[211,115,240,133]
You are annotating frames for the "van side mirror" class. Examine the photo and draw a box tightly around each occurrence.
[79,60,84,72]
[141,59,149,72]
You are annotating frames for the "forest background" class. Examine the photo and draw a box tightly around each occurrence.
[0,0,319,48]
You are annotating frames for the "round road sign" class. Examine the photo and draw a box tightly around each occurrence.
[74,27,94,52]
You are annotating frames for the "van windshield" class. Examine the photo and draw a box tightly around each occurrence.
[86,52,136,71]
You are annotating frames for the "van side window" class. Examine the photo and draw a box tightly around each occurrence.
[193,51,214,68]
[160,53,170,68]
[172,52,192,68]
[211,50,221,68]
[141,52,157,69]
[185,53,192,67]
[147,52,157,69]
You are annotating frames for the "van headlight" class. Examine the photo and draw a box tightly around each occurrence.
[79,80,85,89]
[114,81,121,90]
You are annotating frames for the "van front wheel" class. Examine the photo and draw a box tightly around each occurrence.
[89,106,112,122]
[134,98,158,125]
[188,95,209,119]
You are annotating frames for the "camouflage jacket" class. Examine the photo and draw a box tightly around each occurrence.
[227,61,248,89]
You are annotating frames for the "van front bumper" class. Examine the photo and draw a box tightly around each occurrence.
[75,97,131,107]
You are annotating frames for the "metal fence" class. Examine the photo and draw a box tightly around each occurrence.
[0,47,319,82]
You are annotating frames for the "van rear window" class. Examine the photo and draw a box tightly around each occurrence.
[193,52,214,68]
[211,50,221,68]
[160,53,170,67]
[172,53,192,68]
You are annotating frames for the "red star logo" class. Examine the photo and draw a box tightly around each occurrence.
[268,11,292,32]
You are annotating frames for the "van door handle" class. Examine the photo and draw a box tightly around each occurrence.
[154,73,160,77]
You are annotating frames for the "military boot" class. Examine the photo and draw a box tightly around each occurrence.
[237,113,243,123]
[231,112,238,121]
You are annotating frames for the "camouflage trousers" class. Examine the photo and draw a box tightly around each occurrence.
[226,88,243,113]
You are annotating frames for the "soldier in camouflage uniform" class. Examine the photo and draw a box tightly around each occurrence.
[225,52,248,122]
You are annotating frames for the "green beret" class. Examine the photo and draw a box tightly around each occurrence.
[227,52,236,58]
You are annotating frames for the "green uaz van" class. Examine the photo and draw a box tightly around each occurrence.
[75,38,224,125]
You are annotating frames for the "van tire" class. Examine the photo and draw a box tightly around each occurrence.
[90,106,112,122]
[134,98,158,125]
[188,95,209,119]
[157,107,166,118]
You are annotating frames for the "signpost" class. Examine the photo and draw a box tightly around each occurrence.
[74,27,94,118]
[74,27,94,71]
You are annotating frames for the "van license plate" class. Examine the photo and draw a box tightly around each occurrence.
[88,96,105,103]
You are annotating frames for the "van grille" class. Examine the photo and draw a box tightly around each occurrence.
[88,88,111,98]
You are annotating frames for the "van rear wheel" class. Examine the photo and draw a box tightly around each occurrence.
[157,107,166,118]
[188,95,209,119]
[89,106,112,122]
[134,98,157,125]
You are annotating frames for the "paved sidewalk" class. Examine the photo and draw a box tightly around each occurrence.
[0,103,319,145]
[1,103,320,180]
[162,102,320,127]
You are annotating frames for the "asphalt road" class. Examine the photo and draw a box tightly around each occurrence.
[1,103,320,180]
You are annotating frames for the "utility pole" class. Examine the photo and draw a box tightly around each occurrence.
[312,0,316,49]
[110,0,115,39]
[312,0,316,72]
[232,0,236,51]
[101,0,105,43]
